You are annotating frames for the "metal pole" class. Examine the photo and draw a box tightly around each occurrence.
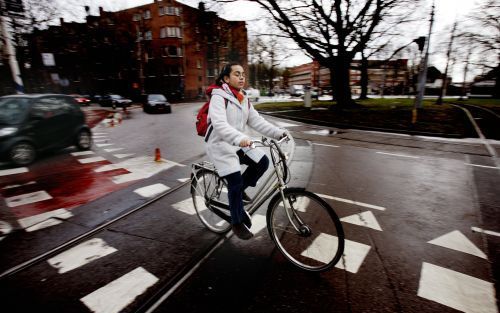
[0,0,24,93]
[414,0,434,110]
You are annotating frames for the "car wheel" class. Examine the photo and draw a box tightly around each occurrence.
[76,129,92,150]
[166,107,172,114]
[10,142,36,166]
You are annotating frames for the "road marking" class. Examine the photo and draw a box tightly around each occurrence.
[172,197,197,215]
[48,238,117,274]
[113,153,135,159]
[112,172,149,184]
[340,211,382,231]
[93,132,107,135]
[111,156,182,184]
[428,230,487,259]
[250,214,266,234]
[18,208,72,230]
[92,135,107,139]
[5,190,52,207]
[71,151,95,156]
[418,262,497,313]
[96,143,114,147]
[94,164,123,173]
[78,156,107,164]
[465,163,498,170]
[177,178,190,183]
[376,152,420,159]
[0,221,12,241]
[471,227,500,237]
[80,267,159,313]
[2,181,36,190]
[104,148,124,152]
[317,193,386,211]
[301,234,371,273]
[274,121,300,128]
[0,167,28,176]
[134,184,170,198]
[313,143,340,148]
[93,139,108,143]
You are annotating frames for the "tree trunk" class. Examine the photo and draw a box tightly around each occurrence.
[330,55,354,110]
[359,52,369,100]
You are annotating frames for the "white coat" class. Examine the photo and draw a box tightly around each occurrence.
[205,86,284,177]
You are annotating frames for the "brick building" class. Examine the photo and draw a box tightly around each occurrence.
[288,59,409,95]
[5,0,247,99]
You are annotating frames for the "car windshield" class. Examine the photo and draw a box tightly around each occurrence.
[0,97,30,125]
[148,94,166,101]
[110,95,122,99]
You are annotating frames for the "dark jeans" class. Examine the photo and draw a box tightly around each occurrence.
[223,152,269,225]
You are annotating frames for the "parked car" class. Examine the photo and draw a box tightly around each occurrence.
[142,94,171,114]
[70,94,91,106]
[0,94,92,166]
[245,88,260,102]
[99,94,132,107]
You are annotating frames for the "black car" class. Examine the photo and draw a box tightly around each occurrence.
[142,94,171,114]
[99,94,132,108]
[0,94,92,166]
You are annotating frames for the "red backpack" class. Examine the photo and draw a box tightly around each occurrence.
[195,98,249,137]
[195,101,212,137]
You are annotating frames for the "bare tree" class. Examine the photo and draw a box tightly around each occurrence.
[217,0,422,108]
[249,33,292,92]
[466,0,500,97]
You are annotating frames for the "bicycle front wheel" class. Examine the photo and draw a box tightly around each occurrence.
[191,169,231,234]
[267,188,344,272]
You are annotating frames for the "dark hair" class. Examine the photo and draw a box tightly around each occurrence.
[215,62,240,86]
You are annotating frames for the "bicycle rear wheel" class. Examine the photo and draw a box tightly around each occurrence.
[191,169,231,233]
[267,188,344,272]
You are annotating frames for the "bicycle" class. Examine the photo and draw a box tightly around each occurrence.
[190,135,345,272]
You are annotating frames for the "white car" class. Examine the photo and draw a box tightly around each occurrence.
[245,88,260,102]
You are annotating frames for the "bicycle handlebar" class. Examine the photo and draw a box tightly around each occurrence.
[249,134,290,149]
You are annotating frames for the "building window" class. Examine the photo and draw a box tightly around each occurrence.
[144,30,152,40]
[195,42,200,51]
[160,27,166,38]
[164,45,182,57]
[143,10,151,19]
[132,13,141,21]
[166,27,182,38]
[197,60,201,69]
[159,7,164,16]
[166,6,180,15]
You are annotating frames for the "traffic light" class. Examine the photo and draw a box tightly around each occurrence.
[414,37,426,52]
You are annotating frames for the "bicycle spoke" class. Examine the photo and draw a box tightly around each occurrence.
[268,190,344,272]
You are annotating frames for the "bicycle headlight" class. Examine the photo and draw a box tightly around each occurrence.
[0,127,18,137]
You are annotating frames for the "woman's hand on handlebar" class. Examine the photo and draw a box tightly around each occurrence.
[239,138,252,147]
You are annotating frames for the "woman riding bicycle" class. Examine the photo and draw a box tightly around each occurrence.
[204,62,287,240]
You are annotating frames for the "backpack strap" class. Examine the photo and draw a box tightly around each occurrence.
[205,98,228,142]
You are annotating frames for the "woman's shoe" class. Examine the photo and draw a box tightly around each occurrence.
[232,223,254,240]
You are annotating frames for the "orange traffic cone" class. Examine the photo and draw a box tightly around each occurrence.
[154,148,162,162]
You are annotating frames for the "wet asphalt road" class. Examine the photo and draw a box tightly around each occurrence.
[0,103,498,313]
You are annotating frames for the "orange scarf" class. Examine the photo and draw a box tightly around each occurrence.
[229,85,245,104]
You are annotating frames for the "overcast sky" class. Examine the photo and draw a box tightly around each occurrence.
[76,0,485,81]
